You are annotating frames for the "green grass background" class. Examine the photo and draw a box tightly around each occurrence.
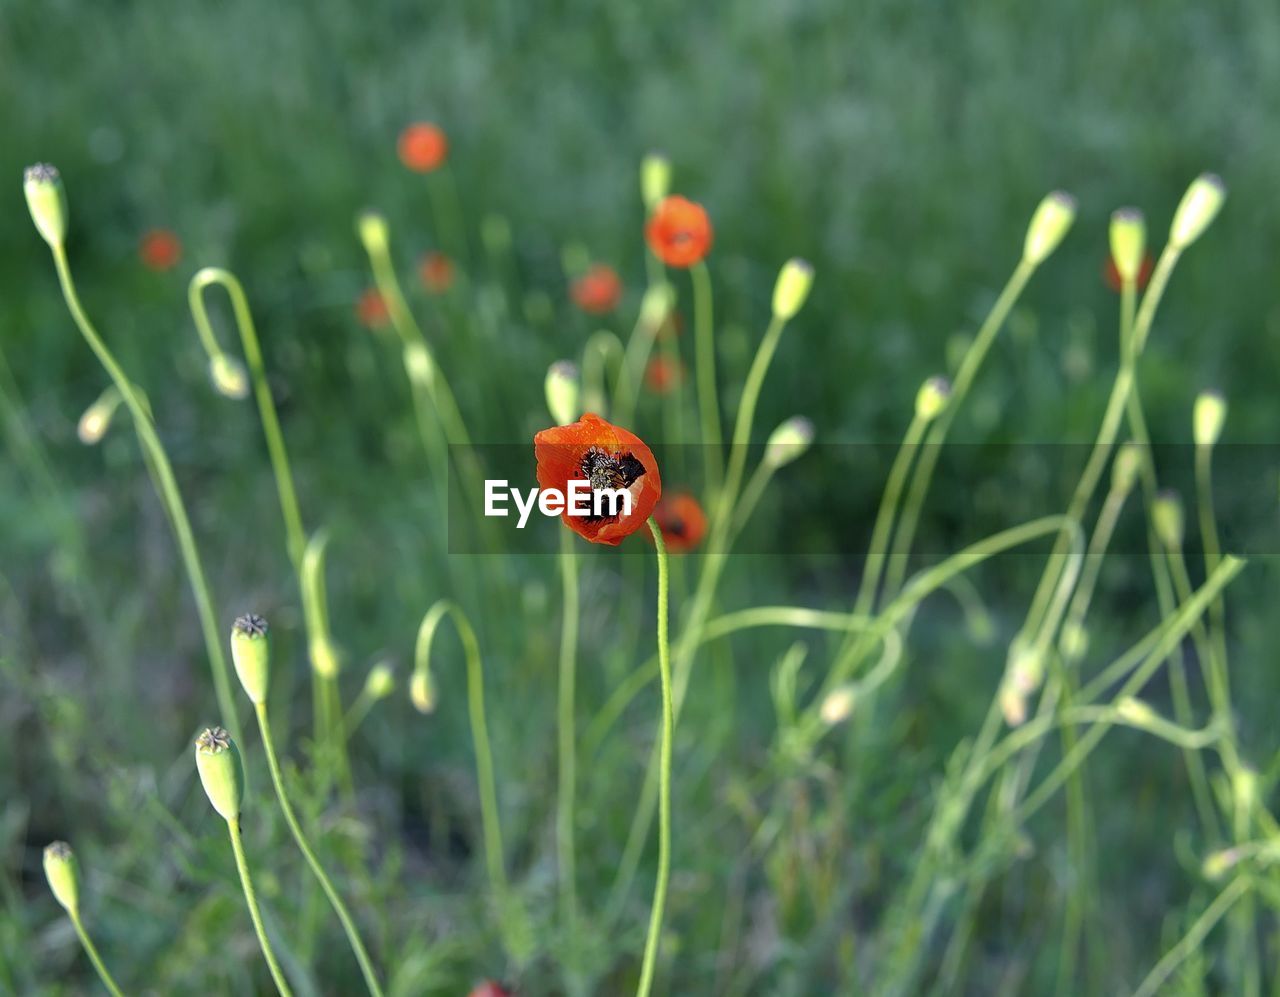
[3,0,1280,993]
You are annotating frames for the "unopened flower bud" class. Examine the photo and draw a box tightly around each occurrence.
[545,361,580,426]
[1233,766,1257,814]
[1112,442,1143,494]
[410,669,436,714]
[1008,636,1044,694]
[914,376,952,422]
[364,661,395,700]
[230,613,271,705]
[1059,621,1089,662]
[1116,696,1158,727]
[209,353,249,399]
[195,726,244,822]
[819,685,856,726]
[640,152,672,212]
[999,682,1027,727]
[357,211,389,257]
[1202,847,1240,881]
[77,386,121,445]
[1193,390,1227,448]
[764,416,815,468]
[310,636,340,679]
[24,164,68,249]
[1152,490,1184,549]
[771,258,814,321]
[1169,173,1226,251]
[403,342,433,387]
[43,841,80,914]
[1022,191,1076,267]
[1109,208,1147,285]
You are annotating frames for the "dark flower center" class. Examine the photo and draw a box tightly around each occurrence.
[579,446,645,523]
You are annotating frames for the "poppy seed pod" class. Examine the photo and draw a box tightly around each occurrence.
[365,661,395,700]
[77,387,122,445]
[640,152,672,212]
[410,669,436,714]
[43,841,80,914]
[195,727,244,822]
[914,376,952,422]
[1152,490,1184,549]
[24,164,68,249]
[545,360,581,426]
[764,416,815,469]
[357,211,390,257]
[1112,441,1143,494]
[1109,208,1147,285]
[230,613,271,705]
[771,258,814,321]
[1193,390,1227,448]
[209,353,250,400]
[819,685,857,726]
[1022,191,1076,267]
[1169,173,1226,251]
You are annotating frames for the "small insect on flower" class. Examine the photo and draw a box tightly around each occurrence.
[534,413,662,545]
[645,195,713,268]
[645,355,685,394]
[139,229,182,271]
[571,263,623,314]
[356,288,390,329]
[398,122,449,172]
[419,251,455,293]
[652,491,708,553]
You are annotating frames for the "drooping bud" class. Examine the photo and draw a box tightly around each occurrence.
[914,376,952,422]
[357,211,390,257]
[771,258,814,321]
[1169,173,1226,251]
[43,841,80,914]
[230,613,271,705]
[195,727,245,822]
[364,661,395,701]
[410,669,436,714]
[1022,191,1076,267]
[763,416,815,469]
[209,353,250,399]
[24,164,68,249]
[545,360,581,426]
[1152,490,1184,549]
[1193,390,1227,448]
[640,152,672,212]
[1109,208,1147,285]
[819,685,857,726]
[77,386,122,445]
[1112,442,1143,494]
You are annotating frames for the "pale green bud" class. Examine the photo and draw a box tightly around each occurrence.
[1116,697,1158,727]
[819,685,857,726]
[43,841,80,914]
[195,727,244,822]
[364,661,395,700]
[77,386,121,445]
[1169,173,1226,251]
[1152,490,1184,549]
[1112,442,1143,494]
[545,360,581,426]
[230,613,270,705]
[1022,191,1077,267]
[1109,208,1147,284]
[640,151,672,212]
[1233,766,1257,815]
[1007,636,1044,694]
[209,353,249,399]
[914,376,952,422]
[310,636,340,678]
[403,342,434,388]
[410,669,436,714]
[771,258,814,321]
[1202,847,1240,881]
[24,164,68,249]
[999,682,1027,727]
[357,211,389,257]
[1193,390,1226,448]
[764,416,815,468]
[1059,621,1089,662]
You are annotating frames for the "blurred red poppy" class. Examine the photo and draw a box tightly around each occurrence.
[419,251,455,293]
[139,229,181,271]
[645,355,685,394]
[645,195,713,268]
[534,413,662,545]
[652,491,708,553]
[356,288,389,329]
[398,122,449,172]
[467,983,512,997]
[1103,251,1154,292]
[571,264,623,314]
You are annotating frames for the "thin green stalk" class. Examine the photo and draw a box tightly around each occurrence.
[68,911,125,997]
[614,287,671,428]
[856,413,928,619]
[1131,877,1249,997]
[557,529,580,937]
[636,519,674,997]
[582,330,626,416]
[227,818,293,996]
[255,704,384,996]
[48,244,241,743]
[691,261,723,494]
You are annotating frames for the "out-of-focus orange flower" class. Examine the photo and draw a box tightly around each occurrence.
[645,355,685,394]
[652,491,707,553]
[419,251,455,293]
[571,264,623,314]
[139,229,181,271]
[645,195,713,268]
[467,983,512,997]
[356,288,390,329]
[1103,251,1154,292]
[398,122,449,172]
[534,413,662,546]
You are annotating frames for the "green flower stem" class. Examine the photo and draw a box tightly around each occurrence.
[48,244,241,744]
[255,703,384,996]
[68,911,125,997]
[556,528,580,937]
[614,291,669,428]
[581,330,626,416]
[636,519,673,997]
[1131,877,1249,997]
[227,817,293,996]
[856,413,928,619]
[690,261,723,495]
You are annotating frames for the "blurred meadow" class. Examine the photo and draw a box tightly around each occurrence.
[4,0,1280,993]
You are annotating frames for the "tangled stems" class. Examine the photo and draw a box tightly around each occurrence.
[636,519,673,997]
[66,910,124,997]
[557,530,580,938]
[46,244,241,743]
[226,817,293,996]
[254,703,384,996]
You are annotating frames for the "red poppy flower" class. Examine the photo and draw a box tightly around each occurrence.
[356,288,389,329]
[398,122,449,173]
[645,195,713,268]
[652,491,707,553]
[534,413,662,545]
[139,229,181,271]
[571,264,623,314]
[1103,251,1154,292]
[645,355,685,394]
[467,983,512,997]
[419,251,455,293]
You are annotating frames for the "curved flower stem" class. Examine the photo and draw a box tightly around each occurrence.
[581,330,626,417]
[68,911,125,997]
[47,244,240,743]
[254,704,384,996]
[556,529,580,938]
[1132,876,1250,997]
[636,519,673,997]
[690,262,722,495]
[227,817,293,996]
